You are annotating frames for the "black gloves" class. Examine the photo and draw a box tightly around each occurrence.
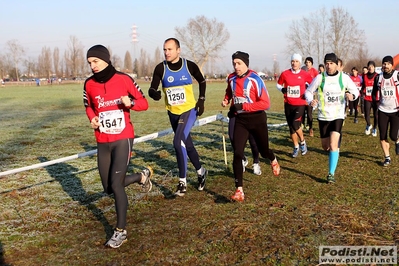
[195,98,205,116]
[281,88,287,94]
[148,88,161,101]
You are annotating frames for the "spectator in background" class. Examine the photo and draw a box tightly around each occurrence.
[302,56,319,136]
[362,66,368,77]
[349,67,362,123]
[338,58,351,119]
[359,66,368,115]
[318,64,325,74]
[362,61,380,136]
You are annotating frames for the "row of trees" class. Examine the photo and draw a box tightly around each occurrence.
[1,8,373,82]
[285,7,379,72]
[0,36,165,81]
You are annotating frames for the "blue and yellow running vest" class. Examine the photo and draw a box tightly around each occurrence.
[161,58,196,115]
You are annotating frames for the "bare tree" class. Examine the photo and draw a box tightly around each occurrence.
[175,15,230,73]
[111,54,122,70]
[285,6,366,64]
[133,58,139,76]
[64,35,85,78]
[53,47,60,78]
[23,57,36,79]
[63,50,70,78]
[311,8,329,64]
[0,52,6,79]
[153,47,162,66]
[123,51,133,73]
[328,7,364,61]
[6,39,25,81]
[137,48,151,77]
[38,46,52,79]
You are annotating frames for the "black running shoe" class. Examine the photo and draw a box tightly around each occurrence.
[174,181,187,196]
[327,174,335,183]
[140,167,153,193]
[197,168,207,191]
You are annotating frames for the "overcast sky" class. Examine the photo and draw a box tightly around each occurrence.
[1,0,398,73]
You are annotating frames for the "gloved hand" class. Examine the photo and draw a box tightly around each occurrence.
[148,88,161,101]
[227,109,234,118]
[281,88,287,94]
[195,98,205,116]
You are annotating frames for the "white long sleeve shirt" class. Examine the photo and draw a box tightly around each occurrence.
[305,71,359,121]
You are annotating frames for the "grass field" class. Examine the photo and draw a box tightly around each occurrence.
[0,80,398,265]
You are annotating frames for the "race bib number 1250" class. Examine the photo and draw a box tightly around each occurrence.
[166,87,186,106]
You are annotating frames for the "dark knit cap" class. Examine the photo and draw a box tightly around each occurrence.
[324,53,338,64]
[382,56,394,65]
[232,51,249,67]
[87,45,110,63]
[367,61,376,67]
[305,57,313,64]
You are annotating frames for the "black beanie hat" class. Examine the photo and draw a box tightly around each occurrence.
[367,61,376,67]
[232,51,249,67]
[87,45,110,63]
[382,56,394,65]
[305,57,313,64]
[324,53,338,64]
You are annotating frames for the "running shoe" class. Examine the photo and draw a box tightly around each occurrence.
[371,128,377,137]
[396,143,399,155]
[174,181,187,196]
[271,159,280,176]
[383,157,391,167]
[231,189,245,202]
[105,229,127,248]
[140,167,153,193]
[242,158,248,172]
[354,118,358,123]
[300,142,308,155]
[253,163,261,175]
[365,125,372,135]
[326,174,335,184]
[197,168,207,191]
[292,147,299,158]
